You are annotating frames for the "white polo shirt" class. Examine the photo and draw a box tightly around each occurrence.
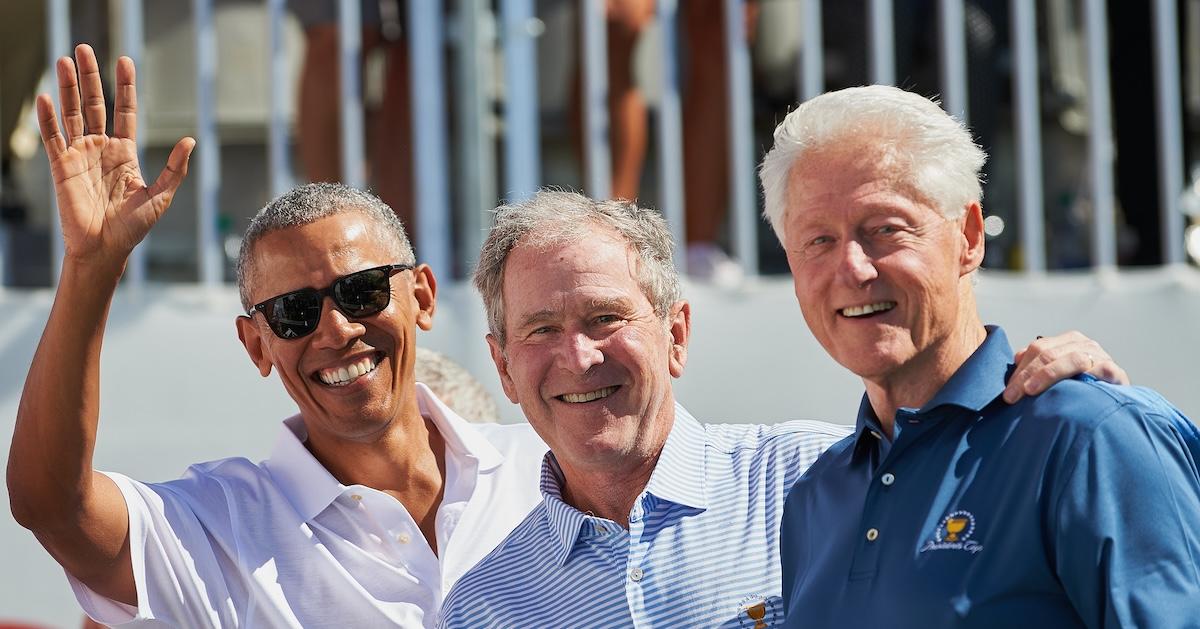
[68,384,547,628]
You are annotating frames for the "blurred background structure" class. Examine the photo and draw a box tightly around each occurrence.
[1,1,1199,625]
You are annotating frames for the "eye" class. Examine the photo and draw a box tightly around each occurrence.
[529,325,556,336]
[594,314,621,325]
[809,235,833,246]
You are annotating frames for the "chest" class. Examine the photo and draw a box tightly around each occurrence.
[782,422,1085,628]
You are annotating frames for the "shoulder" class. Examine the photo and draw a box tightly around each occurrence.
[442,504,553,611]
[700,420,852,455]
[1019,376,1193,441]
[112,456,281,517]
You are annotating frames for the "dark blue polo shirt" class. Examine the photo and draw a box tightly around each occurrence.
[780,326,1200,628]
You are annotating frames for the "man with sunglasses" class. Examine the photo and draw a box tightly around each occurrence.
[8,46,545,627]
[10,46,1125,628]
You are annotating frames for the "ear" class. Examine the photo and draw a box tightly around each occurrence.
[486,333,520,403]
[236,316,274,377]
[667,300,691,378]
[959,201,986,275]
[411,264,437,331]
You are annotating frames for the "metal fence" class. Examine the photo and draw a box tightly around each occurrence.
[14,0,1199,289]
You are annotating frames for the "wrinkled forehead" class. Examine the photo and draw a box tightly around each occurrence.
[243,212,402,294]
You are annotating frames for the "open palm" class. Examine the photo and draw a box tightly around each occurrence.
[38,44,193,263]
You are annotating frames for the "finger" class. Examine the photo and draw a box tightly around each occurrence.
[1021,350,1097,397]
[35,94,68,159]
[75,44,107,136]
[144,137,196,211]
[112,57,137,140]
[1093,362,1131,386]
[56,56,84,142]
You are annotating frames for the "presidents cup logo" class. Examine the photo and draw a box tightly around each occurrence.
[736,595,779,628]
[920,510,984,555]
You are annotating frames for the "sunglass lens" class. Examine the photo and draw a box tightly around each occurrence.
[268,291,321,339]
[334,268,392,317]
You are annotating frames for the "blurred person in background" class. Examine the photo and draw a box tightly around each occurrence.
[573,0,760,283]
[8,45,544,628]
[291,0,415,235]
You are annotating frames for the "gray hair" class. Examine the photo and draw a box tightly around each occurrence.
[759,85,986,242]
[473,189,682,347]
[236,182,416,310]
[414,347,501,423]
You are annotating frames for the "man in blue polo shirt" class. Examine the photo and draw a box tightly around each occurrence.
[760,85,1200,628]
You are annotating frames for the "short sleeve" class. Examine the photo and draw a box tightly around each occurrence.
[1052,403,1200,628]
[66,472,233,627]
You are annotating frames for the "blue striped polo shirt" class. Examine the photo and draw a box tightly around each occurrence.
[437,405,849,628]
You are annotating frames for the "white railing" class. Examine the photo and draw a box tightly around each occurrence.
[16,0,1195,289]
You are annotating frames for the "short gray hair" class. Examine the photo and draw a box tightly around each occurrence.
[759,85,986,242]
[236,182,416,310]
[473,189,681,347]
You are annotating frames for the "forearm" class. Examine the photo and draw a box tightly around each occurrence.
[8,255,124,525]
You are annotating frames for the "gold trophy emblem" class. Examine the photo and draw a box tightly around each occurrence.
[944,517,968,542]
[745,601,768,629]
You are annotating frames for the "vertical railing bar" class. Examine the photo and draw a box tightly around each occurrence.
[455,0,498,273]
[938,0,968,121]
[408,0,452,274]
[1151,0,1186,265]
[724,0,758,276]
[47,0,70,285]
[581,0,611,199]
[1082,0,1116,269]
[120,0,148,288]
[501,0,540,203]
[1011,0,1045,272]
[337,0,365,188]
[266,0,291,197]
[868,0,896,85]
[193,0,222,285]
[656,0,686,265]
[800,0,824,101]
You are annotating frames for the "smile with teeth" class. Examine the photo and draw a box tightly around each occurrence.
[317,355,380,386]
[558,386,619,404]
[840,301,897,318]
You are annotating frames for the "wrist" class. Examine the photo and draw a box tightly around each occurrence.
[59,253,128,285]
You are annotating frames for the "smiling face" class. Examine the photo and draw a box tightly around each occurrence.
[235,211,436,448]
[781,140,984,391]
[487,227,689,477]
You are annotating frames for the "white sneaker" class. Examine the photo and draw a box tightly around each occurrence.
[686,243,744,287]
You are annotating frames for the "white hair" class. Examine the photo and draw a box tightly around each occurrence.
[759,85,986,242]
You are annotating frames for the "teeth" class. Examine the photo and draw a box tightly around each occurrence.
[560,386,618,403]
[841,302,896,318]
[318,355,379,386]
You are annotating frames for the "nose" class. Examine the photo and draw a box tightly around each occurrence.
[556,331,604,375]
[837,239,878,288]
[310,297,366,349]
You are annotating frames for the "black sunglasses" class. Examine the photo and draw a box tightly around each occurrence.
[247,264,414,339]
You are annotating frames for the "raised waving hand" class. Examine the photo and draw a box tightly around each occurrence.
[37,43,193,265]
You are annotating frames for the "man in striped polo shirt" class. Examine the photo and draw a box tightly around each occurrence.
[436,190,1124,628]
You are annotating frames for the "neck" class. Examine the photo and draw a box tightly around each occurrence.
[558,456,659,528]
[866,302,987,437]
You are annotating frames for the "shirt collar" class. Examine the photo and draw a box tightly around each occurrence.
[851,325,1013,461]
[537,402,707,567]
[265,383,505,520]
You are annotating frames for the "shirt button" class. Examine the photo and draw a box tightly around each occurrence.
[866,528,879,542]
[629,567,644,582]
[881,473,895,486]
[350,494,363,502]
[397,533,411,544]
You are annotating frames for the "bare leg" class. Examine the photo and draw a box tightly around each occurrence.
[606,0,654,200]
[372,41,414,235]
[298,25,342,183]
[682,1,726,245]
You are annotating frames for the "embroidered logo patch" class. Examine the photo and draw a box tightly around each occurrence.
[920,510,984,554]
[736,594,779,628]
